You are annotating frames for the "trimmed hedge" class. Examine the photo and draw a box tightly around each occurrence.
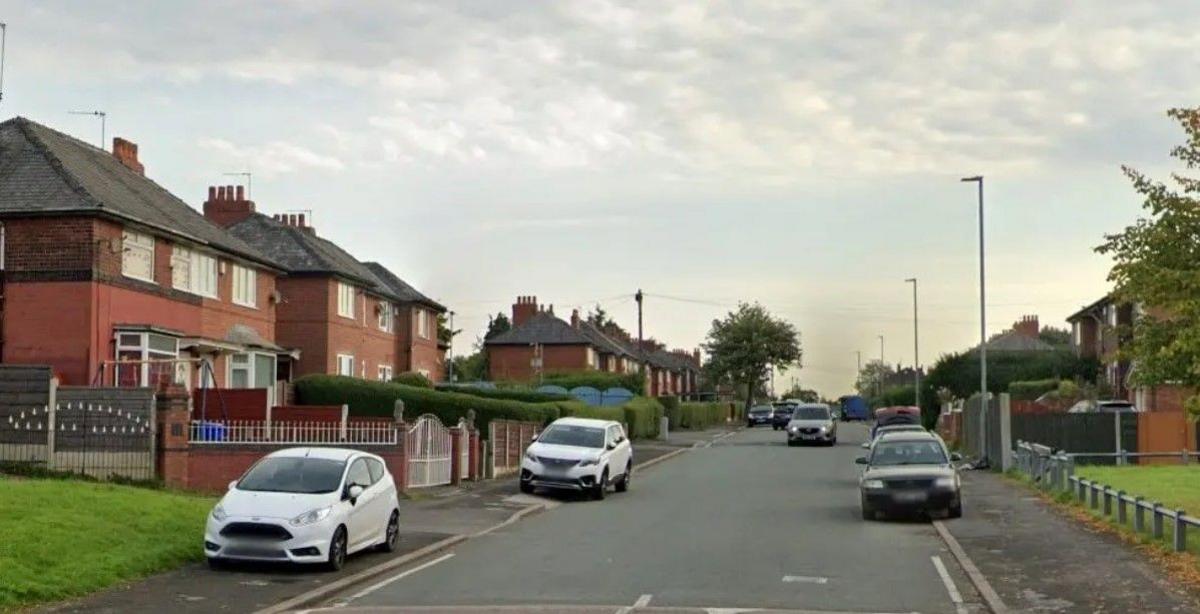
[1008,378,1062,401]
[621,396,665,440]
[679,402,729,430]
[537,371,646,393]
[392,372,433,388]
[660,396,682,429]
[434,384,572,403]
[559,404,625,422]
[295,375,572,437]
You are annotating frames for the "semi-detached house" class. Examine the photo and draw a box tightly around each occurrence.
[0,117,290,396]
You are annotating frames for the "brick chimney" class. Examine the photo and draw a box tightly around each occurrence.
[203,185,255,227]
[1013,315,1039,339]
[570,309,581,328]
[512,295,537,327]
[112,137,144,175]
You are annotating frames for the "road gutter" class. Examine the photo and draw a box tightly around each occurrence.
[257,439,695,613]
[933,520,1009,614]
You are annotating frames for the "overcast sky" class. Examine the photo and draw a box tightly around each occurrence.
[3,1,1198,395]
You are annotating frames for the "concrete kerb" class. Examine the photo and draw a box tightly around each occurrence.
[932,520,1009,614]
[256,438,697,614]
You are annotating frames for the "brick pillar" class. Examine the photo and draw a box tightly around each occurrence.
[449,426,463,486]
[468,429,480,481]
[156,385,192,489]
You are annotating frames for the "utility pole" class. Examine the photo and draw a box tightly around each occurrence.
[447,310,455,382]
[877,335,885,397]
[854,350,862,393]
[69,110,107,149]
[962,175,987,458]
[906,278,920,408]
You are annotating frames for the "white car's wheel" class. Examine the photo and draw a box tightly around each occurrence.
[378,510,400,552]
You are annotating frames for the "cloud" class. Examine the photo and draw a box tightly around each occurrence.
[196,137,345,176]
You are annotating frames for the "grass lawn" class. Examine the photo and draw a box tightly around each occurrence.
[0,476,217,611]
[1077,465,1200,513]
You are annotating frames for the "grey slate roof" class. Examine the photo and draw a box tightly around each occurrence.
[226,213,384,290]
[0,117,274,267]
[361,262,445,312]
[485,311,591,346]
[578,321,629,356]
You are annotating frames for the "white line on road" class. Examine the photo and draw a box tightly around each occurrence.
[931,555,968,614]
[615,593,652,613]
[337,553,455,605]
[782,575,829,584]
[933,520,1009,613]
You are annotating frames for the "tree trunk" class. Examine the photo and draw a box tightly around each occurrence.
[743,379,754,412]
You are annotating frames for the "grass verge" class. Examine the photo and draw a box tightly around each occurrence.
[0,476,216,611]
[1076,465,1200,515]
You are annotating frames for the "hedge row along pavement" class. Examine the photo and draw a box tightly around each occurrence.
[678,402,737,430]
[434,384,573,403]
[527,370,646,394]
[294,375,664,439]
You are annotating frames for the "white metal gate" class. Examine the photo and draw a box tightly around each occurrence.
[458,419,470,480]
[406,414,452,488]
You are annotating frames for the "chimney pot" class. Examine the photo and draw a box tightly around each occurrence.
[235,185,244,201]
[298,213,306,227]
[208,186,216,201]
[217,186,226,200]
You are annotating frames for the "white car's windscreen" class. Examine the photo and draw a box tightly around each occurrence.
[238,457,346,494]
[538,425,606,448]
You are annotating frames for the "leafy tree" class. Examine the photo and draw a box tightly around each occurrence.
[855,360,895,397]
[484,312,511,339]
[1038,326,1071,347]
[779,386,820,403]
[437,313,460,346]
[1096,107,1200,417]
[703,303,802,409]
[587,304,613,329]
[450,351,487,382]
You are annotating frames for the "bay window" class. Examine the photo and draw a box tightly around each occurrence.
[115,331,179,388]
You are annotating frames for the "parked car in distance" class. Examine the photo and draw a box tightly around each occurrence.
[870,406,922,440]
[861,423,926,449]
[786,404,837,446]
[205,448,400,571]
[520,417,632,500]
[857,432,963,521]
[840,395,870,421]
[771,402,797,430]
[747,405,774,427]
[1067,399,1140,414]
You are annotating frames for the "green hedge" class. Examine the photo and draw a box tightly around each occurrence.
[679,402,728,430]
[622,396,665,439]
[295,375,573,437]
[536,371,646,393]
[434,384,572,403]
[660,396,682,428]
[392,372,433,388]
[559,404,626,422]
[1007,378,1062,401]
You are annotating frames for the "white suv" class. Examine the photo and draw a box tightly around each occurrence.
[519,418,633,500]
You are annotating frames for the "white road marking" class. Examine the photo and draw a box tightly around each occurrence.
[933,519,1009,613]
[615,593,652,613]
[338,553,455,605]
[782,575,829,584]
[931,555,968,614]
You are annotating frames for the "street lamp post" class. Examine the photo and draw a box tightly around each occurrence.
[961,175,987,457]
[906,278,919,408]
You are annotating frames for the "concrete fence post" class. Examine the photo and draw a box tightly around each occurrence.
[1117,491,1127,525]
[1153,503,1165,539]
[1103,486,1113,516]
[1078,479,1087,502]
[1174,510,1187,553]
[339,404,349,442]
[1114,411,1124,466]
[1090,483,1099,509]
[46,376,58,470]
[1135,496,1146,533]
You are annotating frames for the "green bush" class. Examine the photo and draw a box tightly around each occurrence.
[679,402,728,430]
[621,396,664,439]
[392,371,433,388]
[660,396,682,428]
[537,370,646,393]
[1008,378,1062,400]
[435,384,572,403]
[558,404,626,422]
[295,375,573,437]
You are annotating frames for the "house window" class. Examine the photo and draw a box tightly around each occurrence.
[416,309,429,339]
[229,353,251,388]
[228,352,277,404]
[337,283,355,319]
[232,265,257,307]
[378,302,394,332]
[336,354,355,376]
[115,331,178,388]
[586,347,597,369]
[171,246,191,289]
[171,246,218,298]
[122,230,155,282]
[1107,305,1118,327]
[378,365,393,381]
[1072,322,1081,347]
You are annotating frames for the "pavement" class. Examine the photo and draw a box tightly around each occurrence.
[36,426,735,614]
[942,470,1200,612]
[315,423,986,613]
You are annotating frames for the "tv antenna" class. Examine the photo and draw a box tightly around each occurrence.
[69,110,107,149]
[223,171,252,198]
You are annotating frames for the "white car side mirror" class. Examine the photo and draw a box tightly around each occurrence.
[860,442,870,449]
[227,480,238,491]
[346,484,364,503]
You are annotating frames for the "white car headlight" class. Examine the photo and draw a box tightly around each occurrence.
[862,479,886,489]
[211,504,228,522]
[935,476,958,489]
[524,450,539,463]
[289,506,333,527]
[579,457,600,467]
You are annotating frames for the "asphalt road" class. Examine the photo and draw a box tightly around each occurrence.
[316,423,982,613]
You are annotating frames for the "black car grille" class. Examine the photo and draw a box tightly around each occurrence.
[223,545,289,559]
[219,522,293,541]
[799,427,820,434]
[886,478,935,489]
[537,456,579,468]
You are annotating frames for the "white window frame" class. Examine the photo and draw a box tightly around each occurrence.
[337,283,356,319]
[336,354,355,376]
[122,230,155,282]
[1107,305,1118,327]
[378,365,394,381]
[1072,322,1081,347]
[114,331,179,387]
[232,265,257,308]
[171,245,191,290]
[378,302,394,332]
[190,252,219,299]
[416,308,429,339]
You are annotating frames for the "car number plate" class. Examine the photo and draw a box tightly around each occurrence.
[894,490,927,503]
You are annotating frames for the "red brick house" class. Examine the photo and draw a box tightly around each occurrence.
[0,117,290,396]
[204,189,446,382]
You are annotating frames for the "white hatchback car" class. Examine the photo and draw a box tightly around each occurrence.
[519,418,633,500]
[205,448,400,570]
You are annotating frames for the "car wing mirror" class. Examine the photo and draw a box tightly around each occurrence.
[854,456,868,465]
[606,443,616,451]
[345,484,364,503]
[227,480,238,491]
[860,442,870,449]
[530,433,539,442]
[950,452,963,462]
